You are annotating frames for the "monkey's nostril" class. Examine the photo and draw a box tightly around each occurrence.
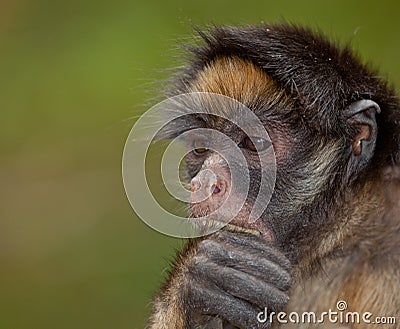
[211,183,222,194]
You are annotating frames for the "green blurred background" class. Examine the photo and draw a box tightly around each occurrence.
[1,0,399,328]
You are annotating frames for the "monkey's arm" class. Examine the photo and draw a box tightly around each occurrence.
[146,240,198,329]
[147,231,292,329]
[147,286,185,329]
[147,239,225,328]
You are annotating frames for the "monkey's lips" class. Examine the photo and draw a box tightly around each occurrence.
[190,201,274,241]
[224,218,274,241]
[196,217,274,242]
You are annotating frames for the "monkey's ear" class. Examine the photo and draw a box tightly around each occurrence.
[344,100,381,164]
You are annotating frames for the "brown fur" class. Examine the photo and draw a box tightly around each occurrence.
[284,179,400,328]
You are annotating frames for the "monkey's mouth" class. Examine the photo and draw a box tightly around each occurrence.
[190,202,274,241]
[224,220,274,241]
[196,218,274,242]
[224,223,261,236]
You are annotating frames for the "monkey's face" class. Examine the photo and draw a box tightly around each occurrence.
[172,56,298,244]
[167,55,382,257]
[171,56,323,249]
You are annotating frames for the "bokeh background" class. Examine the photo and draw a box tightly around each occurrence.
[1,1,400,328]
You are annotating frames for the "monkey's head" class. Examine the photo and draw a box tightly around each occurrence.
[161,24,400,262]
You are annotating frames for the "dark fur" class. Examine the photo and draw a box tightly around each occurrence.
[147,24,400,328]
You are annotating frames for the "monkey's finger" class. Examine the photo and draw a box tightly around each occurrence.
[190,255,289,311]
[212,230,291,271]
[197,239,291,291]
[188,279,271,329]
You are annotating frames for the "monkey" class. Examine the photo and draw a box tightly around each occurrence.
[145,24,400,328]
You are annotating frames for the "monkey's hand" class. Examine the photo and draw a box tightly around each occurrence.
[147,230,291,329]
[185,230,292,328]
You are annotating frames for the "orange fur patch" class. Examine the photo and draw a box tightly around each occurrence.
[189,56,282,106]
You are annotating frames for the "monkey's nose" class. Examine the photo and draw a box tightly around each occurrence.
[211,183,220,194]
[190,169,228,203]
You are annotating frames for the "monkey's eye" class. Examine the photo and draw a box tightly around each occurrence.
[239,136,271,153]
[192,140,209,156]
